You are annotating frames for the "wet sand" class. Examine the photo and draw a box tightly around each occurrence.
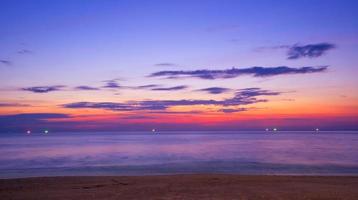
[1,175,358,200]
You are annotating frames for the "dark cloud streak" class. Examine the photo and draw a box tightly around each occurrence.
[136,84,161,89]
[75,86,100,91]
[151,85,188,91]
[219,108,247,113]
[22,85,65,93]
[197,87,231,94]
[62,88,280,112]
[235,88,280,97]
[149,66,328,80]
[102,81,121,88]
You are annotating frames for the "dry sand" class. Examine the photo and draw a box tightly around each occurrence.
[1,174,358,200]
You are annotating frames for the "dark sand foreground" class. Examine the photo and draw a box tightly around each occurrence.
[1,175,358,200]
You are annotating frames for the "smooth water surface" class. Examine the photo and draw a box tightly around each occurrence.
[0,131,357,178]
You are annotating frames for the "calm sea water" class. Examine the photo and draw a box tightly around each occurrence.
[0,131,357,178]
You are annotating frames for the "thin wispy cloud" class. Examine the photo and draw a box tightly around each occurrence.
[0,103,30,107]
[155,63,177,67]
[149,66,328,80]
[235,87,281,97]
[130,84,187,91]
[219,108,247,113]
[134,84,161,89]
[151,85,188,91]
[121,115,157,120]
[135,84,161,89]
[0,113,70,119]
[148,110,203,114]
[0,60,12,66]
[75,86,100,91]
[22,85,65,93]
[17,49,33,55]
[197,87,231,94]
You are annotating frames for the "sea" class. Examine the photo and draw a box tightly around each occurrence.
[0,131,357,178]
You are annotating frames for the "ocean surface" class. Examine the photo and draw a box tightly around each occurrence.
[0,131,357,178]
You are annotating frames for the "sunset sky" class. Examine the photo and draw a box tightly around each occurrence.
[0,0,357,132]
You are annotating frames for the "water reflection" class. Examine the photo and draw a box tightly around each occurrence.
[0,131,357,177]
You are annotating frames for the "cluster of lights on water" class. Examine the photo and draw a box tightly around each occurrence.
[26,130,49,135]
[24,128,321,135]
[264,128,320,133]
[265,128,278,132]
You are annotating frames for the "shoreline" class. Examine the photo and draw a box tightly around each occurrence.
[1,174,358,199]
[1,172,358,180]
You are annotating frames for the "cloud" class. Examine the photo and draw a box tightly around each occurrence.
[17,49,33,54]
[62,88,280,112]
[0,60,12,66]
[0,113,70,124]
[286,43,335,59]
[21,85,65,93]
[0,113,71,132]
[132,84,187,91]
[148,110,203,114]
[121,115,157,120]
[0,103,30,107]
[75,86,100,91]
[136,84,161,89]
[64,101,180,111]
[197,87,231,94]
[155,63,177,67]
[219,108,247,113]
[1,113,69,119]
[151,85,188,91]
[102,78,123,82]
[102,80,121,88]
[63,102,137,111]
[235,87,281,97]
[149,66,328,79]
[129,84,187,91]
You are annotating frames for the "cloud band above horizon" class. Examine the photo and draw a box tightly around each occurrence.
[149,66,328,80]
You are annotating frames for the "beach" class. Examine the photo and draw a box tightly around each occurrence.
[1,132,357,199]
[1,174,358,200]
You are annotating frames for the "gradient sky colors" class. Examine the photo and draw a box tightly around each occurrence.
[0,0,357,132]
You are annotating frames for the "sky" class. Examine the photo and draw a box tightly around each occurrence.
[0,0,357,132]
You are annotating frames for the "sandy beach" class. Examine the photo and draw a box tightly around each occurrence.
[1,174,357,200]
